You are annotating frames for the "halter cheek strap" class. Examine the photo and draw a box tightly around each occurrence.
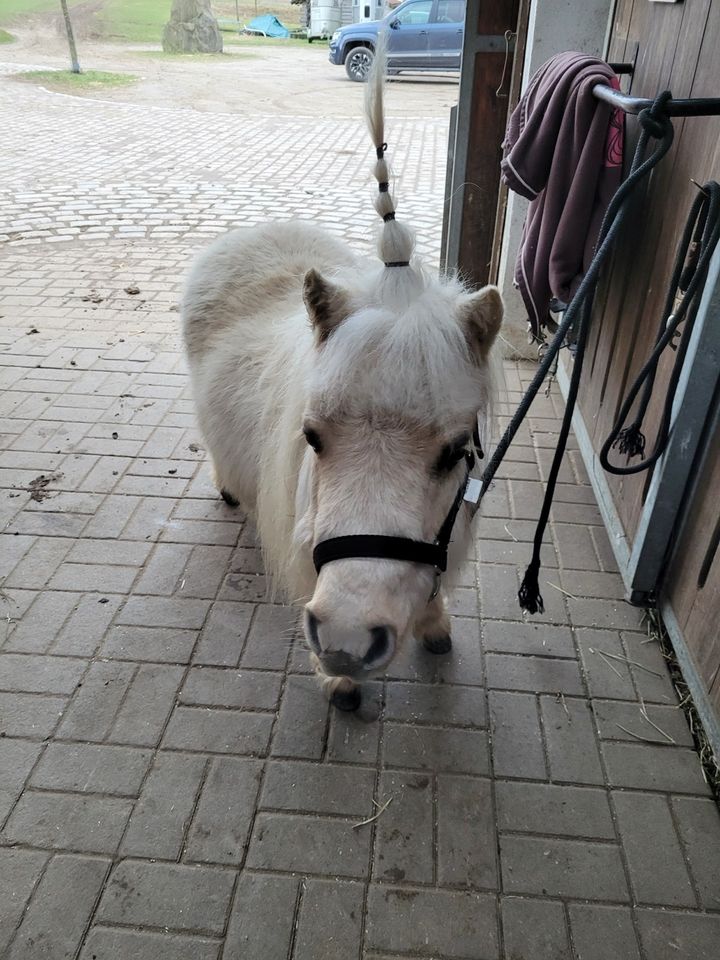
[312,450,476,576]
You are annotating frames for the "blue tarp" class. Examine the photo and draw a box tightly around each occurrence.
[245,14,290,38]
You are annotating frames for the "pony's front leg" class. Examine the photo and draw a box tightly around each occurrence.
[310,653,361,711]
[414,592,452,654]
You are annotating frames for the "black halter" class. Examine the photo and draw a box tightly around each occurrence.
[312,431,484,581]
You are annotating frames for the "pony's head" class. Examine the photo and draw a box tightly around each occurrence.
[294,265,502,678]
[293,37,503,679]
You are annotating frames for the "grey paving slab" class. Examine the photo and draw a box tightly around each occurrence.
[501,897,572,960]
[7,854,109,960]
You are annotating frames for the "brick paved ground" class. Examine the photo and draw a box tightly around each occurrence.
[2,67,720,960]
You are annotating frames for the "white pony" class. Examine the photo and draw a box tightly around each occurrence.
[181,45,503,710]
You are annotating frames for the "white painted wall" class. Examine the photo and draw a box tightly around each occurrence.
[498,0,615,357]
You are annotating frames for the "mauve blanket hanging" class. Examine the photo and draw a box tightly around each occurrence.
[501,52,624,339]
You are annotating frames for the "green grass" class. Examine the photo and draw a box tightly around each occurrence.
[98,0,169,43]
[0,1,303,41]
[0,0,64,23]
[15,68,139,91]
[0,28,16,42]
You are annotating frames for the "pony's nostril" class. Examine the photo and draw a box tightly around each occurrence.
[364,626,394,667]
[306,611,321,654]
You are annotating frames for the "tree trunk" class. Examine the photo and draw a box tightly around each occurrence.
[59,0,81,74]
[162,0,223,54]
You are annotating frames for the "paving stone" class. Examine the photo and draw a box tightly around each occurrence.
[31,741,152,796]
[568,597,644,631]
[96,860,235,935]
[49,562,137,593]
[488,691,546,779]
[383,722,490,774]
[0,737,42,822]
[261,760,375,817]
[4,590,78,652]
[500,835,628,901]
[7,854,110,960]
[3,791,133,854]
[327,706,381,765]
[552,523,601,570]
[501,897,572,960]
[247,813,371,878]
[374,770,434,884]
[185,757,262,865]
[294,878,364,960]
[486,653,584,693]
[102,621,198,662]
[55,660,135,741]
[180,666,282,711]
[271,675,329,759]
[53,592,123,656]
[482,619,576,657]
[120,752,207,858]
[163,705,274,755]
[133,543,192,594]
[602,742,711,794]
[568,904,641,960]
[223,873,298,960]
[110,662,185,745]
[241,603,297,670]
[365,886,498,959]
[559,569,626,599]
[540,695,604,784]
[636,909,720,960]
[193,600,254,666]
[115,595,210,629]
[0,691,65,739]
[613,791,694,907]
[496,781,615,839]
[438,775,497,889]
[385,681,487,727]
[79,927,221,960]
[621,632,679,704]
[593,698,693,746]
[3,536,72,590]
[670,797,720,910]
[575,628,636,700]
[0,848,49,957]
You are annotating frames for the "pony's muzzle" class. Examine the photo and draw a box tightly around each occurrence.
[304,611,396,676]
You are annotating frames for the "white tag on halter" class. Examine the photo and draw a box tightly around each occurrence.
[463,478,482,505]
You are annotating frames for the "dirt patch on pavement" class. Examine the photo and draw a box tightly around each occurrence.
[0,24,458,119]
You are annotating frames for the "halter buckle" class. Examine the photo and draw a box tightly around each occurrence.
[429,567,442,601]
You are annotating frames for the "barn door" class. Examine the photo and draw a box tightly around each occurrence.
[440,0,528,287]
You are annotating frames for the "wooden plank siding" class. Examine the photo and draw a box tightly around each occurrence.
[578,0,719,542]
[575,0,720,722]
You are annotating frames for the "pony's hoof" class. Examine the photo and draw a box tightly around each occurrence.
[331,686,362,712]
[220,488,240,508]
[422,633,452,655]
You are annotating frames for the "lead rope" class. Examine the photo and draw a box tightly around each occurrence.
[600,180,720,475]
[475,91,675,614]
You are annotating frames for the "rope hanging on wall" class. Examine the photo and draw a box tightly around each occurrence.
[475,92,678,614]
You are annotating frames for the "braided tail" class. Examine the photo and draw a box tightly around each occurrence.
[364,34,415,269]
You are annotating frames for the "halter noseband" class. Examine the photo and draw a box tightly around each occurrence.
[312,431,484,587]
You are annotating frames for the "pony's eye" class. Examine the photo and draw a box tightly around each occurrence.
[434,433,471,475]
[303,427,323,454]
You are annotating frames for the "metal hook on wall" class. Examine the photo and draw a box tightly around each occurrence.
[495,30,517,98]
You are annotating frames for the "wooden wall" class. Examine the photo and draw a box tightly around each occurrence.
[579,0,720,540]
[577,0,720,718]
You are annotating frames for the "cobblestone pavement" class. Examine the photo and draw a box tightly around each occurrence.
[2,68,720,960]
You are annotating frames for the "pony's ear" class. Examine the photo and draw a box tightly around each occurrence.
[303,269,349,344]
[461,285,503,362]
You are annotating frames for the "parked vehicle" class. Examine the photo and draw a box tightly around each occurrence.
[329,0,465,81]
